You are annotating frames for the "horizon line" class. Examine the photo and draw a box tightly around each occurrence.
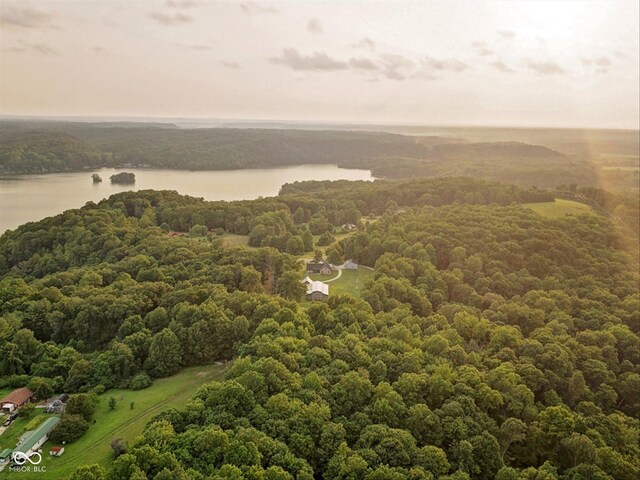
[0,114,638,132]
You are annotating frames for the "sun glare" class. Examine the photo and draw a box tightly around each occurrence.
[508,0,592,39]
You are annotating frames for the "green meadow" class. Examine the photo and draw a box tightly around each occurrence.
[309,267,374,298]
[523,199,595,219]
[0,364,227,479]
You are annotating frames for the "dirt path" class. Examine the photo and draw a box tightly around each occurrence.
[324,268,343,283]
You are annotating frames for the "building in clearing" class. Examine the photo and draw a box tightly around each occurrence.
[342,223,357,232]
[49,446,65,457]
[12,417,61,462]
[301,276,313,286]
[344,259,359,270]
[0,388,34,413]
[306,262,333,275]
[306,281,329,301]
[45,394,68,414]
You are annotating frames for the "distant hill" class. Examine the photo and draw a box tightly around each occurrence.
[0,120,612,189]
[0,125,108,173]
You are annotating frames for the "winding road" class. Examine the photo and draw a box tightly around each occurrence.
[324,268,343,283]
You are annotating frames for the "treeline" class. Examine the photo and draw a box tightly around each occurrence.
[0,121,601,192]
[279,177,555,210]
[0,178,552,262]
[342,141,598,189]
[167,178,554,254]
[0,126,110,173]
[556,184,640,236]
[0,122,426,173]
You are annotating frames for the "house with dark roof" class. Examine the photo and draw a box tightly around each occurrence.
[45,394,68,414]
[306,262,333,275]
[0,388,34,413]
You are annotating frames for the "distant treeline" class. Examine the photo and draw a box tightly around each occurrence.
[0,121,600,190]
[556,184,640,237]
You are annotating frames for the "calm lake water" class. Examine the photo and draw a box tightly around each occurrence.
[0,165,373,233]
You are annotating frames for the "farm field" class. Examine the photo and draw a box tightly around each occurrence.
[523,199,595,219]
[0,364,228,479]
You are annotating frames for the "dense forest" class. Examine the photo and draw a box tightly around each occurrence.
[0,177,638,480]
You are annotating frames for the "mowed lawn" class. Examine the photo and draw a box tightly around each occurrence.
[0,411,47,451]
[523,199,595,219]
[0,364,228,479]
[309,267,373,298]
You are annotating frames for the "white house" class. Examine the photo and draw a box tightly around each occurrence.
[344,259,359,270]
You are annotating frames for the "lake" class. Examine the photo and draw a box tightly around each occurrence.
[0,165,374,233]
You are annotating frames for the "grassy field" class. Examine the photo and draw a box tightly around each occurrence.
[308,267,373,298]
[523,199,595,219]
[220,233,251,247]
[0,411,47,452]
[0,364,227,479]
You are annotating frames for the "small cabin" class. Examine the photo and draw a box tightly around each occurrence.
[49,446,65,457]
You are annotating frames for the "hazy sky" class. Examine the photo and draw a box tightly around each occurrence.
[1,0,638,128]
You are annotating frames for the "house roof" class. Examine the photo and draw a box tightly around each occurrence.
[46,393,68,406]
[0,388,34,407]
[307,281,329,296]
[0,449,12,460]
[307,262,331,270]
[14,417,60,454]
[49,446,64,453]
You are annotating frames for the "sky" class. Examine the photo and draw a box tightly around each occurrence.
[1,0,639,128]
